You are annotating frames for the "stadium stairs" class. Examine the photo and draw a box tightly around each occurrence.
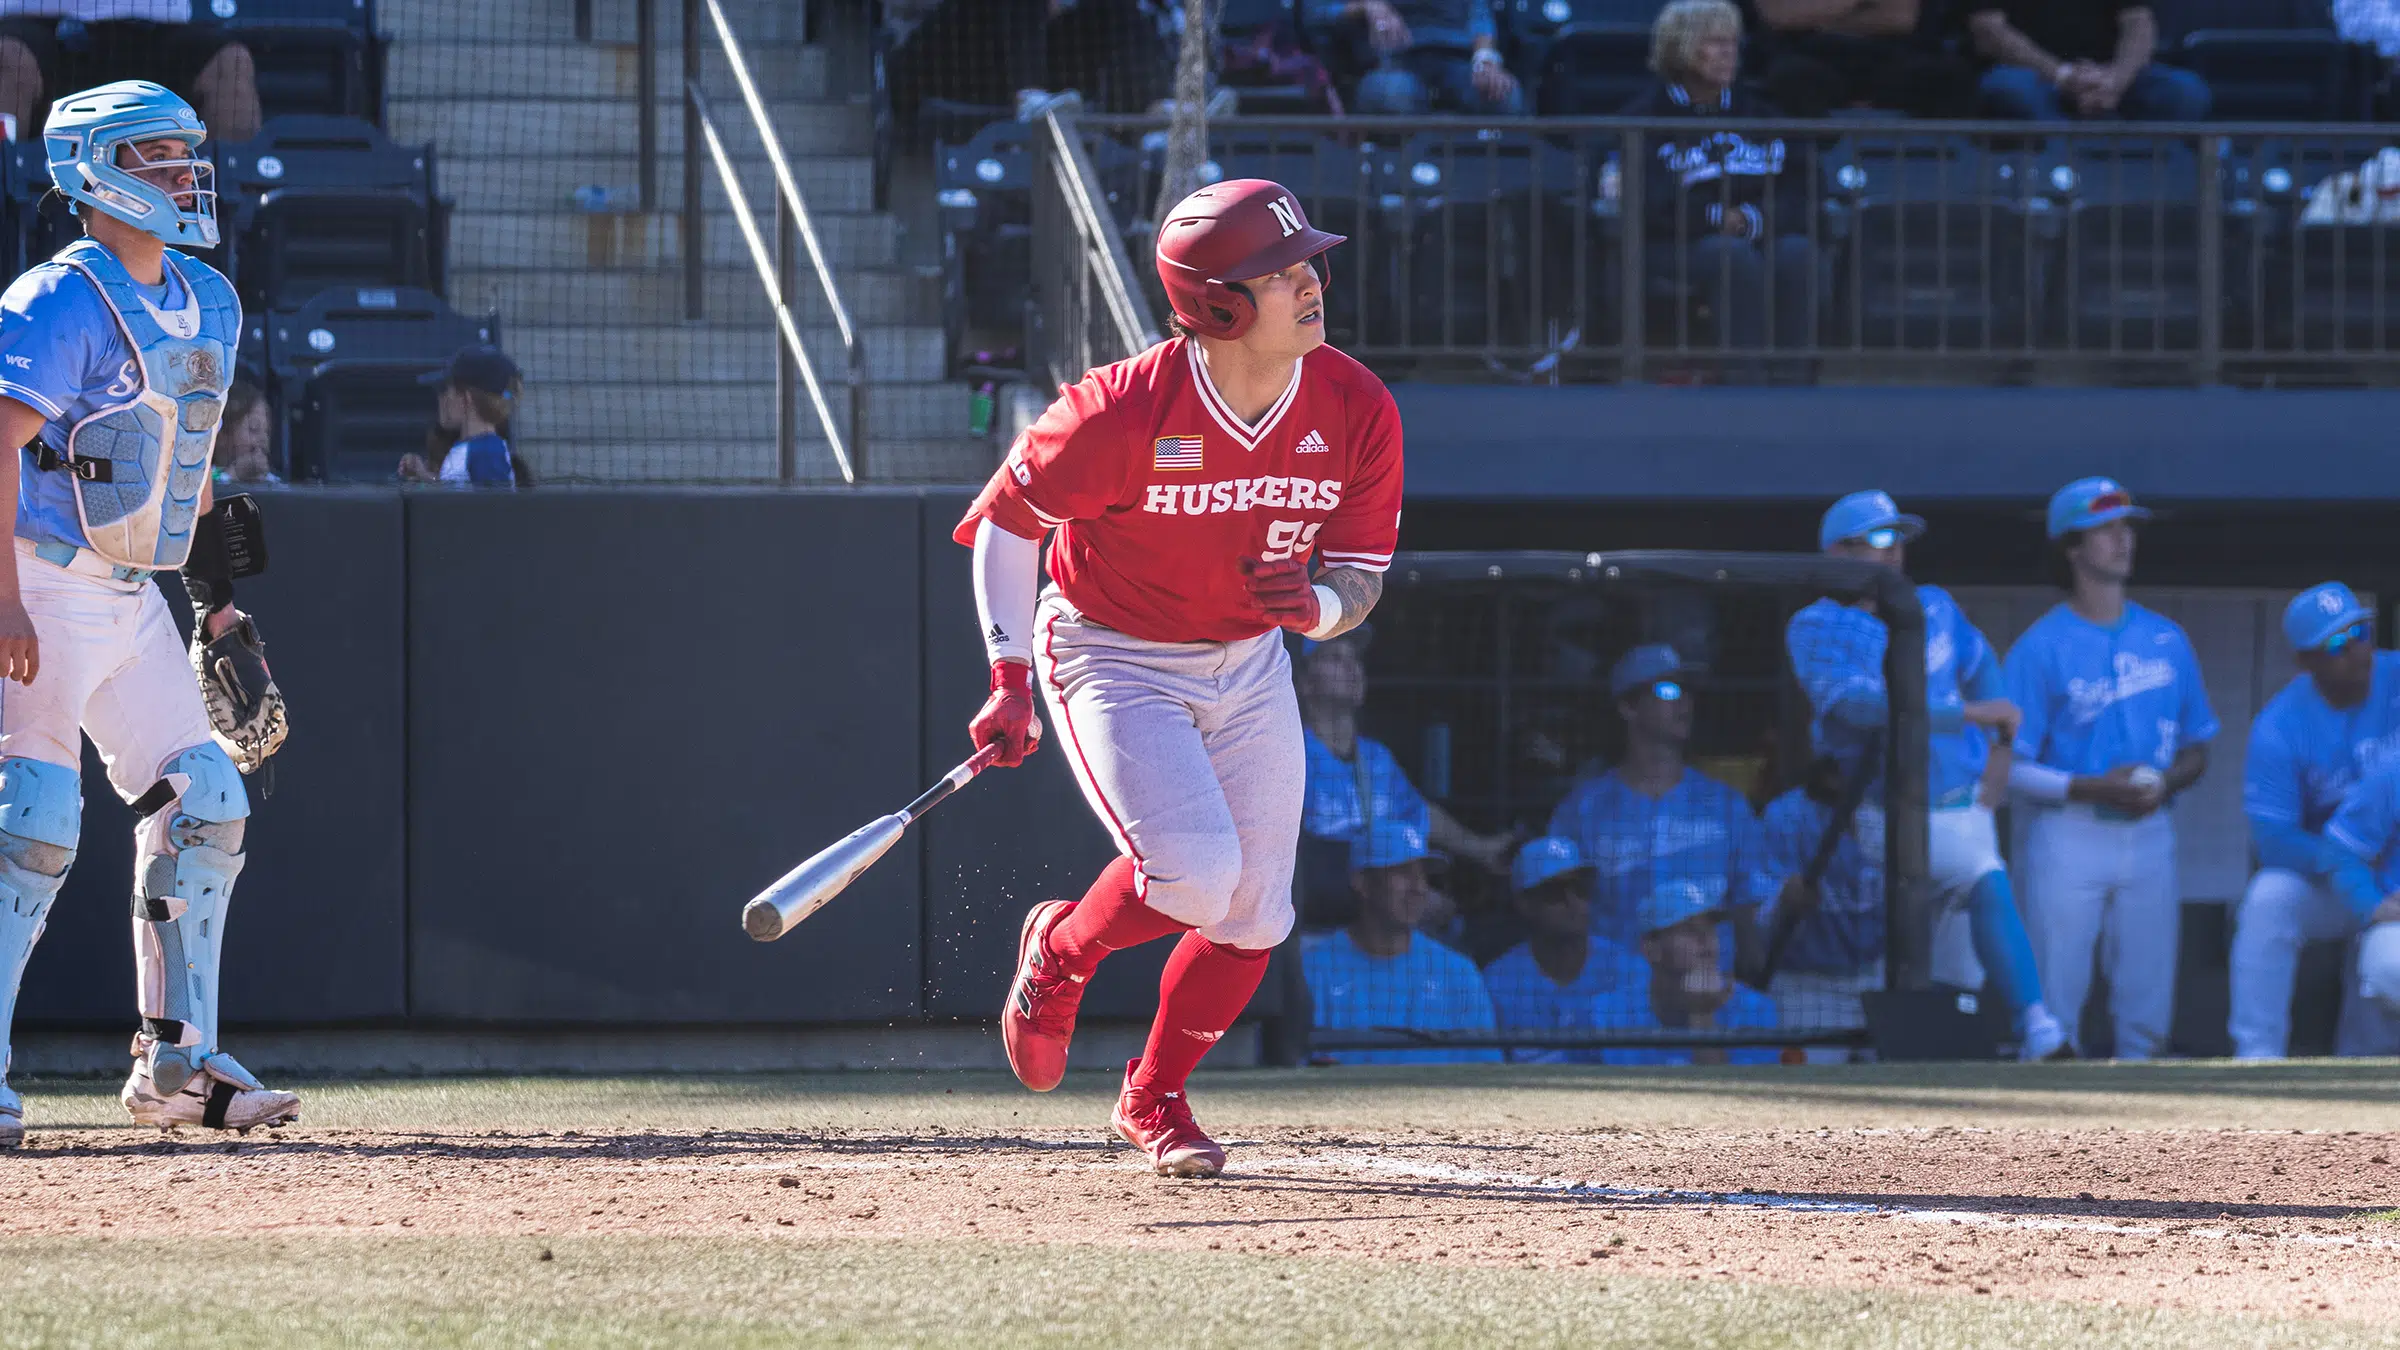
[383,0,990,482]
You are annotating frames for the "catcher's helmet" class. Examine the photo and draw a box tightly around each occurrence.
[1155,179,1345,340]
[45,81,216,248]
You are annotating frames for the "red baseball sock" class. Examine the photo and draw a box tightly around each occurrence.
[1131,933,1271,1096]
[1045,856,1188,977]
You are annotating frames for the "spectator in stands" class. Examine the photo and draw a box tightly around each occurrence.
[1316,0,1525,114]
[1483,836,1641,1063]
[0,2,262,143]
[1585,879,1781,1066]
[212,377,279,485]
[1624,0,1815,356]
[399,345,521,488]
[1751,0,1978,118]
[1966,0,2210,120]
[2229,583,2400,1058]
[1546,644,1768,950]
[1750,778,1885,1061]
[1295,629,1516,926]
[1221,0,1345,114]
[2336,0,2400,61]
[1300,818,1505,1064]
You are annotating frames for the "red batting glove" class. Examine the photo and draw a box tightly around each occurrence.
[1239,556,1320,634]
[968,660,1043,767]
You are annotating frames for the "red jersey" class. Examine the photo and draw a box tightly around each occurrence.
[955,337,1404,644]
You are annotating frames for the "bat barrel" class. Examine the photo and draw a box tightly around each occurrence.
[741,813,907,942]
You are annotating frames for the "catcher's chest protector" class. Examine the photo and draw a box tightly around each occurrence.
[54,238,238,572]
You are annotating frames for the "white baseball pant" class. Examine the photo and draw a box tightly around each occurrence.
[2019,805,2178,1060]
[1034,590,1305,951]
[1924,803,2005,991]
[2228,868,2400,1059]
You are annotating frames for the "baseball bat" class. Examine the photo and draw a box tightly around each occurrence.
[1740,733,1883,992]
[742,744,1003,942]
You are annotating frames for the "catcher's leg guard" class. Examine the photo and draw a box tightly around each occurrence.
[130,743,249,1095]
[0,757,82,1133]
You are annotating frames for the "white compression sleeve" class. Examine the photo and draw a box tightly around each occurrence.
[972,517,1041,667]
[2009,761,2073,804]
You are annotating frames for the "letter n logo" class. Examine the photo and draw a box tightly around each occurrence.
[1267,196,1301,238]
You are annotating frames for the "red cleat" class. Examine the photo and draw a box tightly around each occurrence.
[1111,1058,1226,1178]
[1002,899,1087,1091]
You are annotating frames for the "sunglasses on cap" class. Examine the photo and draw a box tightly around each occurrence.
[2323,621,2372,654]
[1848,527,1902,550]
[1649,680,1684,702]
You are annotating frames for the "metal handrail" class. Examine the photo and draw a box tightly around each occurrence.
[1032,111,1161,393]
[681,0,866,483]
[1045,110,1161,362]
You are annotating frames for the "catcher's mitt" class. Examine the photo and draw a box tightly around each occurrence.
[191,606,289,773]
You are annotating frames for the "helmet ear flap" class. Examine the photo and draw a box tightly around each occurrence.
[1200,279,1256,339]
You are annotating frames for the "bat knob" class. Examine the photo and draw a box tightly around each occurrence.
[742,898,788,943]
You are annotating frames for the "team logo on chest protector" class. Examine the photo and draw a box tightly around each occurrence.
[55,237,238,571]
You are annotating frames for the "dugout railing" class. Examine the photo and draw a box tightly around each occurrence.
[1027,110,1165,398]
[1041,114,2400,387]
[1290,550,1938,1062]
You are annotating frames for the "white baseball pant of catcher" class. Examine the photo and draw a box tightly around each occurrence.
[1034,589,1306,952]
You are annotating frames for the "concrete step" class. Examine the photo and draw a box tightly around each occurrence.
[386,41,829,101]
[388,95,871,160]
[516,436,998,484]
[448,265,939,326]
[437,154,873,213]
[514,379,973,442]
[446,209,897,269]
[508,324,948,384]
[381,0,805,44]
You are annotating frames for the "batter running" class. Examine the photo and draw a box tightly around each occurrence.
[957,179,1400,1177]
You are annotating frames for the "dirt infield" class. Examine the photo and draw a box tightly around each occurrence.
[3,1065,2398,1347]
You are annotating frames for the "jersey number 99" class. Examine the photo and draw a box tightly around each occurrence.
[1260,519,1322,563]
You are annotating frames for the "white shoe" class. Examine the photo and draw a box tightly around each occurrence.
[2018,1005,2073,1062]
[122,1052,299,1133]
[0,1080,20,1150]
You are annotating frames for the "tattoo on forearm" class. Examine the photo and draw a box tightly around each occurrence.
[1319,566,1382,638]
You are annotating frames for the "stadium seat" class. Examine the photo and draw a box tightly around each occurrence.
[1205,131,1384,349]
[1501,0,1668,88]
[1391,131,1589,350]
[1530,22,1657,115]
[2178,31,2371,121]
[1821,136,2049,352]
[216,115,437,313]
[2055,140,2207,354]
[2237,139,2400,357]
[934,119,1034,342]
[268,285,496,481]
[2150,0,2332,48]
[209,0,381,122]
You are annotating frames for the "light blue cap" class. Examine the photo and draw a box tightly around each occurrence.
[1818,489,1925,551]
[1635,879,1722,935]
[1511,835,1591,892]
[1350,816,1429,871]
[2285,582,2374,652]
[1609,643,1690,699]
[2046,476,2151,539]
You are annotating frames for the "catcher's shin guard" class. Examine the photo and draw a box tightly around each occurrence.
[0,757,82,1110]
[130,743,250,1094]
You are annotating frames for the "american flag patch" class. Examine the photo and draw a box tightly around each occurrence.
[1152,435,1204,471]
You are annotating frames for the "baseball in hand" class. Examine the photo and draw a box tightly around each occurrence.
[2128,767,2163,791]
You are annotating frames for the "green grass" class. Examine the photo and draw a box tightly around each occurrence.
[2,1235,2392,1350]
[16,1059,2400,1135]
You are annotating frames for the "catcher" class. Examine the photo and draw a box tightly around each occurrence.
[0,80,292,1148]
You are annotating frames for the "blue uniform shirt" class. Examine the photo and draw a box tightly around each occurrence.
[2006,601,2219,777]
[1756,787,1885,975]
[2245,651,2400,875]
[1303,730,1432,843]
[1582,965,1783,1067]
[1482,934,1641,1064]
[1545,768,1766,948]
[1300,929,1504,1065]
[0,259,192,553]
[1788,586,2006,806]
[438,432,515,486]
[2323,756,2400,919]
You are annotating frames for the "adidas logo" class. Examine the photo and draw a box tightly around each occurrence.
[1294,428,1329,454]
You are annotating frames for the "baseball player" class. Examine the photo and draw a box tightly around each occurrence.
[2230,583,2400,1057]
[1298,817,1502,1065]
[957,179,1401,1177]
[1544,644,1767,952]
[1583,882,1782,1067]
[1752,781,1885,1060]
[0,82,298,1147]
[1787,491,2068,1060]
[2005,478,2216,1060]
[1481,835,1639,1064]
[2310,753,2400,1040]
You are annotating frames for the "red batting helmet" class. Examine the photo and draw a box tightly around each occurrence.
[1155,178,1346,340]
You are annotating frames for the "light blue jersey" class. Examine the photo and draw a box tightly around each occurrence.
[1756,787,1885,975]
[2323,757,2400,918]
[2006,601,2219,777]
[1300,929,1504,1065]
[1303,730,1432,843]
[2245,651,2400,875]
[1481,934,1641,1064]
[1787,586,2005,806]
[1581,967,1782,1067]
[1545,768,1766,948]
[0,258,193,554]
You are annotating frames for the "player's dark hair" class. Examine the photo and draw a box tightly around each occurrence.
[2047,532,2084,592]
